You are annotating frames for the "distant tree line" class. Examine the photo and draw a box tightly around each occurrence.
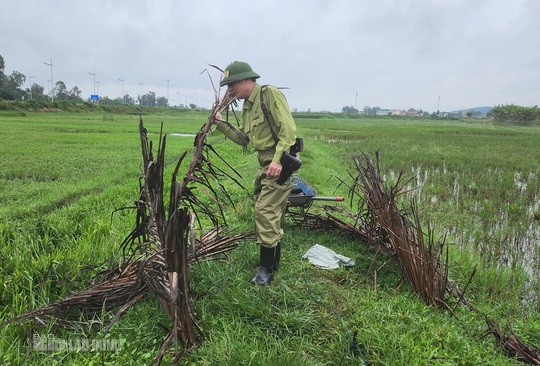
[341,106,385,114]
[1,54,84,103]
[489,104,540,124]
[341,106,359,114]
[342,105,430,117]
[3,53,537,116]
[0,54,32,101]
[0,53,179,107]
[363,106,382,115]
[341,106,384,114]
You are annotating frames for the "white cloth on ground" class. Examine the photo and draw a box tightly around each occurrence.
[302,244,355,269]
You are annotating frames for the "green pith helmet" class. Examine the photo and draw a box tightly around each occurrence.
[220,61,260,86]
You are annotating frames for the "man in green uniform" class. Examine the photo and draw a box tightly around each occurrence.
[213,61,297,285]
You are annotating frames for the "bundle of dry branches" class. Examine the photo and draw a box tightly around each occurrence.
[338,151,451,308]
[486,320,540,365]
[2,88,254,365]
[120,88,248,364]
[330,151,540,364]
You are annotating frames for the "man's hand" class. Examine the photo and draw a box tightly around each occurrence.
[213,111,222,125]
[266,162,282,178]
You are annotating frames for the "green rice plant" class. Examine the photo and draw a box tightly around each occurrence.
[1,111,539,365]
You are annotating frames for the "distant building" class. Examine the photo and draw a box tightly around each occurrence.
[400,109,421,116]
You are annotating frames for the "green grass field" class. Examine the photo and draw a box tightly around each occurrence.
[1,110,539,365]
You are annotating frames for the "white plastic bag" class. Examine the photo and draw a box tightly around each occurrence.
[302,244,355,269]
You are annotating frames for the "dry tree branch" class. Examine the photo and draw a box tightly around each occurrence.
[2,87,254,365]
[289,150,540,364]
[346,151,450,308]
[486,320,540,365]
[344,151,540,364]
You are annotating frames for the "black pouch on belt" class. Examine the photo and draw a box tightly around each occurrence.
[277,152,302,185]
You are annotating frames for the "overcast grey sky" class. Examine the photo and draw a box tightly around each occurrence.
[1,0,539,112]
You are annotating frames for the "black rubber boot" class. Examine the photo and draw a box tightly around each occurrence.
[251,246,276,285]
[274,241,281,272]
